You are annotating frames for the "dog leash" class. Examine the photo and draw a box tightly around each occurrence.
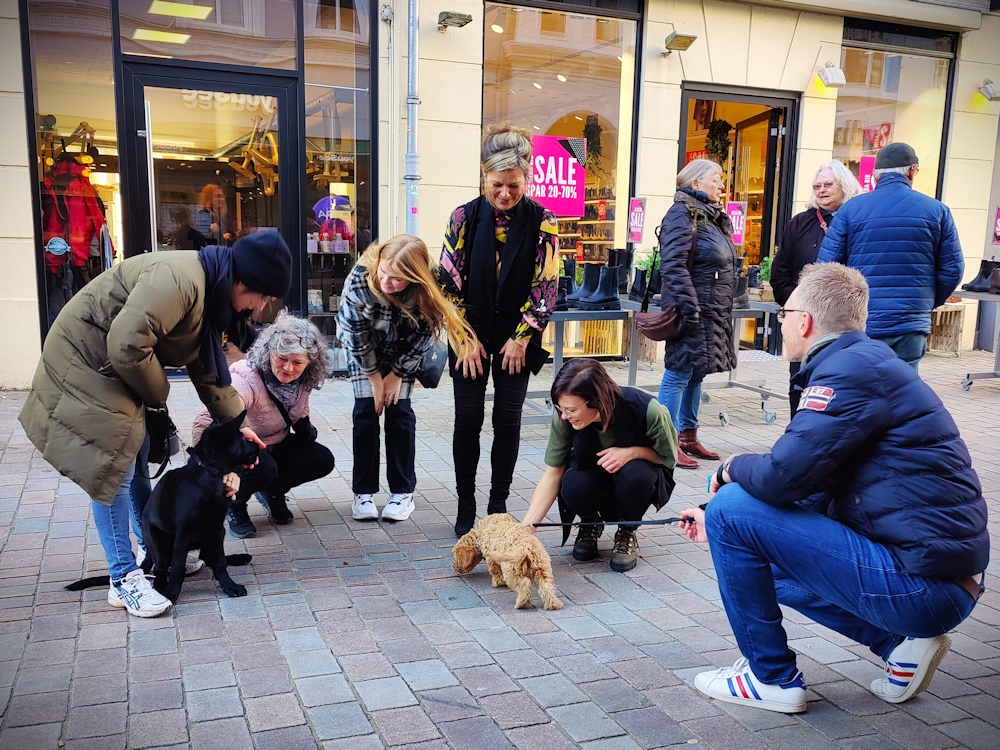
[533,517,695,528]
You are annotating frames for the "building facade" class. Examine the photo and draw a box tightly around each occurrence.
[2,0,999,386]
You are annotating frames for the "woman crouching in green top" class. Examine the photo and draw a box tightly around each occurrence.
[522,359,679,572]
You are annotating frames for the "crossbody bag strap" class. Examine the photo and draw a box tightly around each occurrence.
[815,209,829,234]
[640,221,698,313]
[263,384,295,428]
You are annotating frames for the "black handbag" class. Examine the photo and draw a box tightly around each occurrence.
[144,405,180,478]
[417,338,449,389]
[636,223,697,342]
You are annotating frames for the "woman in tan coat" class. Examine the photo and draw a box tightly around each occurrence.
[19,233,292,617]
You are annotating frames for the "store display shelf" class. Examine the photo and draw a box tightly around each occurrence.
[579,240,612,244]
[558,233,582,238]
[585,199,615,205]
[578,220,615,225]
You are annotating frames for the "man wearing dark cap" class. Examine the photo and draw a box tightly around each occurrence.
[817,143,963,372]
[20,233,293,618]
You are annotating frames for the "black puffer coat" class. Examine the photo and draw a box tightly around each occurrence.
[658,189,738,375]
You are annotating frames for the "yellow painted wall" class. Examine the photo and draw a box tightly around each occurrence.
[0,0,42,388]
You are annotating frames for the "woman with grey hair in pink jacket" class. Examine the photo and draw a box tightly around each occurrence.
[193,311,335,538]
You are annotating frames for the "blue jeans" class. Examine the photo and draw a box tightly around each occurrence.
[129,433,151,549]
[874,333,927,373]
[91,461,139,583]
[705,484,977,685]
[658,367,705,431]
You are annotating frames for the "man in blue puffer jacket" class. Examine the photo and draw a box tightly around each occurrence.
[678,263,987,715]
[817,143,963,372]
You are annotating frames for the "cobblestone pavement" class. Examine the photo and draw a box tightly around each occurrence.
[1,349,998,749]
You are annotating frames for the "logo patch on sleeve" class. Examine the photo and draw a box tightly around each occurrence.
[799,386,835,412]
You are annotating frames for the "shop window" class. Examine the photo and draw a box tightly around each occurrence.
[118,0,297,69]
[303,0,373,344]
[834,20,956,198]
[540,11,566,35]
[27,0,121,330]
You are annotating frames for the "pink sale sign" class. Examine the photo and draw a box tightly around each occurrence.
[726,201,747,246]
[526,135,586,217]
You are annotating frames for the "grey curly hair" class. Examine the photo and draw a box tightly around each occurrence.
[246,310,332,391]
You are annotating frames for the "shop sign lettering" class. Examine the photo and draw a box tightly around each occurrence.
[863,123,892,150]
[627,198,646,243]
[685,150,708,164]
[527,135,586,217]
[181,90,275,114]
[726,201,747,246]
[859,156,876,193]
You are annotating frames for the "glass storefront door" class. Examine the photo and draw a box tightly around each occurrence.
[120,64,301,313]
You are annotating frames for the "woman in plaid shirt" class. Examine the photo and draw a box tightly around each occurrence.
[338,235,477,522]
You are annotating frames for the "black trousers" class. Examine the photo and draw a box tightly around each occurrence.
[559,427,664,531]
[789,360,801,415]
[352,397,416,494]
[236,432,335,503]
[451,352,530,509]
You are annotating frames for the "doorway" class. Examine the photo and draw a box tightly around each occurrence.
[119,63,303,313]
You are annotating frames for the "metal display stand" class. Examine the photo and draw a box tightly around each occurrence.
[954,290,1000,390]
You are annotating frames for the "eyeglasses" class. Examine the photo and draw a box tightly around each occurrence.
[776,308,807,323]
[554,404,588,418]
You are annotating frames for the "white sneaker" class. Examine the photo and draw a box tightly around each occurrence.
[871,635,951,704]
[695,657,807,713]
[136,546,204,575]
[381,493,414,522]
[108,569,172,617]
[352,494,379,520]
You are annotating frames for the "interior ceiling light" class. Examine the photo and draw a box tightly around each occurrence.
[133,28,191,43]
[532,125,540,130]
[491,23,504,33]
[148,0,213,20]
[575,116,583,121]
[533,82,542,89]
[557,74,567,82]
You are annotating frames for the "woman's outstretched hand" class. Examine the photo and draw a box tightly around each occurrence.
[500,338,527,375]
[459,342,488,380]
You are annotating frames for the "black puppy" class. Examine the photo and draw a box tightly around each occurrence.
[143,411,259,603]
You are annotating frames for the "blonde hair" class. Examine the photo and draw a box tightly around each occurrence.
[676,159,722,189]
[795,263,869,334]
[481,122,533,177]
[361,235,479,360]
[806,160,863,210]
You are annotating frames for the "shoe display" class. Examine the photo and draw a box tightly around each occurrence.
[563,258,577,296]
[733,272,750,309]
[695,657,807,713]
[962,258,996,292]
[578,266,622,311]
[572,520,603,561]
[629,268,647,302]
[566,262,600,306]
[381,493,415,522]
[679,429,720,461]
[613,249,633,295]
[870,635,951,704]
[556,276,574,312]
[108,569,172,617]
[352,493,379,521]
[676,447,699,470]
[257,491,294,525]
[610,527,638,572]
[226,502,257,538]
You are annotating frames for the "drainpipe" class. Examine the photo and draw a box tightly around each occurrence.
[404,0,420,235]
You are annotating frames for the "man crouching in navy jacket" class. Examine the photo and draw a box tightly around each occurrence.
[679,262,988,714]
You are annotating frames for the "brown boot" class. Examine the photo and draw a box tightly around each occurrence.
[676,447,699,470]
[679,429,720,461]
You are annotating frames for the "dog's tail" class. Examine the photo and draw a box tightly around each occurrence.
[63,554,253,591]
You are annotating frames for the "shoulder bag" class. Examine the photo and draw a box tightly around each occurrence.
[417,338,449,389]
[635,222,697,342]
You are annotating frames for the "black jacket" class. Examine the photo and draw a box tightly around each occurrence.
[770,208,832,307]
[658,190,737,375]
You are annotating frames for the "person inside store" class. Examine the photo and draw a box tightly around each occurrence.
[19,233,292,618]
[521,359,678,572]
[438,122,560,537]
[655,158,737,471]
[817,142,963,373]
[169,205,207,251]
[191,311,335,538]
[770,160,861,413]
[339,234,479,523]
[196,183,232,246]
[678,262,987,714]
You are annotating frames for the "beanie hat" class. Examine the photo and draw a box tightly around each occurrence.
[874,142,918,170]
[231,232,292,298]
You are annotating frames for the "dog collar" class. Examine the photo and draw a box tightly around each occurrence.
[187,451,226,478]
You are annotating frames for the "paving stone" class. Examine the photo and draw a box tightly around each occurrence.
[4,690,69,726]
[70,672,128,706]
[129,629,178,657]
[419,685,484,722]
[181,638,231,666]
[455,664,519,697]
[295,673,354,707]
[0,723,63,750]
[437,587,484,610]
[610,657,681,690]
[798,699,877,740]
[320,736,385,750]
[308,702,375,741]
[253,724,322,750]
[285,648,341,678]
[186,686,245,722]
[480,691,551,729]
[130,679,184,713]
[520,673,588,708]
[371,705,441,745]
[63,737,126,750]
[189,717,254,750]
[183,661,237,691]
[555,616,614,640]
[275,626,327,654]
[901,692,972,725]
[757,723,840,750]
[452,606,506,630]
[548,701,624,743]
[505,722,580,750]
[580,678,652,714]
[237,666,294,698]
[129,654,182,683]
[437,640,495,669]
[950,692,1000,728]
[396,658,459,691]
[127,708,189,748]
[354,676,417,711]
[642,641,713,670]
[439,715,514,749]
[12,663,72,695]
[789,637,859,665]
[936,717,1000,750]
[339,652,397,681]
[493,649,558,679]
[245,692,307,732]
[471,626,530,653]
[219,594,267,621]
[863,711,958,750]
[614,706,694,747]
[176,613,225,642]
[683,715,770,750]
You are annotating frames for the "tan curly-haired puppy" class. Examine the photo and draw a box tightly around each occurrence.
[452,514,563,610]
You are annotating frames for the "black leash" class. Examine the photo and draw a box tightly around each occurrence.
[533,517,695,528]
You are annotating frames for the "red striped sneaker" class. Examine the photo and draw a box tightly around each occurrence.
[695,657,807,713]
[871,635,951,704]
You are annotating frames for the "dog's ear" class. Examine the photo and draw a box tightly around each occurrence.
[452,535,482,574]
[229,411,248,430]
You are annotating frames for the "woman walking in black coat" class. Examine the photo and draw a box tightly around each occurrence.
[770,160,860,412]
[655,159,737,470]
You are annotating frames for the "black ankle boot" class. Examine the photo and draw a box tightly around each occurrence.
[963,258,997,292]
[615,249,633,294]
[733,272,749,309]
[455,497,476,537]
[567,263,600,305]
[578,266,622,311]
[556,276,573,311]
[629,268,647,301]
[563,258,577,295]
[486,497,507,515]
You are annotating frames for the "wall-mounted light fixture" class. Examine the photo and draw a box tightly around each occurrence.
[979,79,1000,102]
[662,31,697,57]
[438,11,472,30]
[818,60,847,88]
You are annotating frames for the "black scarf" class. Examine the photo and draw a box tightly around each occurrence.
[675,188,734,236]
[198,245,255,388]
